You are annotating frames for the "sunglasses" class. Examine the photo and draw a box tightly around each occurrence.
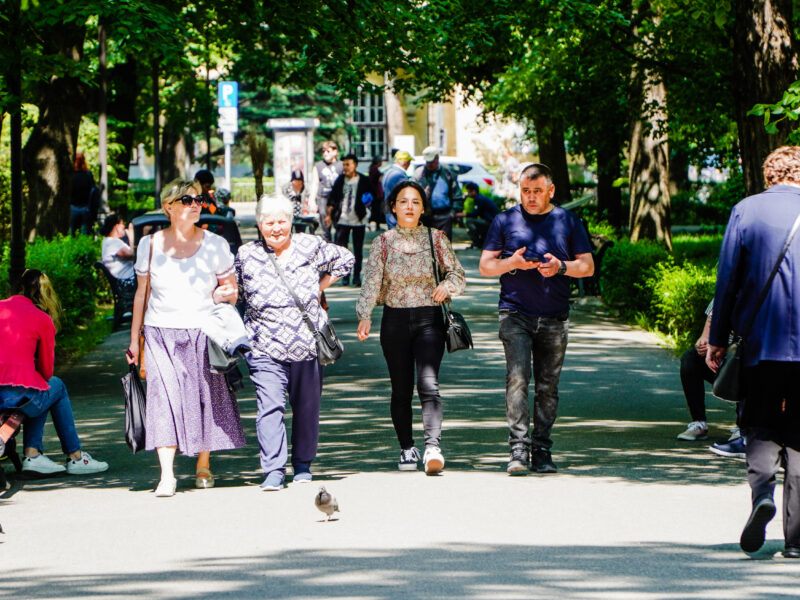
[172,194,203,206]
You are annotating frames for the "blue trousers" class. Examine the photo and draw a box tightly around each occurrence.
[0,376,81,454]
[247,354,323,476]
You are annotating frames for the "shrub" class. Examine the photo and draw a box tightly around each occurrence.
[647,262,716,351]
[706,168,746,221]
[600,239,671,316]
[0,235,101,337]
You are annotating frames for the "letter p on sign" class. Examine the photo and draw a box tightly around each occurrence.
[218,81,238,108]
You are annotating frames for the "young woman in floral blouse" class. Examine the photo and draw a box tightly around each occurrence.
[356,180,466,474]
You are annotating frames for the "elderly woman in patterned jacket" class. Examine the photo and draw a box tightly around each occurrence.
[236,194,354,491]
[356,180,466,475]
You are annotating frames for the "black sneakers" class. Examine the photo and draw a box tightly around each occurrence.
[531,448,557,474]
[740,495,776,553]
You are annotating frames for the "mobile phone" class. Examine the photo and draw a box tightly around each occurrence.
[523,249,546,263]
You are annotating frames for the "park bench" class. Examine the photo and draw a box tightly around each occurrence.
[94,261,134,331]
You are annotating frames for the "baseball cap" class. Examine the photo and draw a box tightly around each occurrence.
[394,150,411,162]
[422,146,440,162]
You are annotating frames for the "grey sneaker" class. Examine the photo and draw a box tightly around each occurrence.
[677,421,708,441]
[507,445,529,475]
[398,447,420,471]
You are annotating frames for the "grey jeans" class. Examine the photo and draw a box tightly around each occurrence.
[499,310,569,450]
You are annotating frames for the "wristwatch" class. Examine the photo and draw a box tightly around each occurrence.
[557,260,567,276]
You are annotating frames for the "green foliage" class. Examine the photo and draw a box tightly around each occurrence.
[0,235,102,338]
[600,240,671,316]
[705,168,746,221]
[647,262,716,350]
[671,233,723,267]
[749,80,800,140]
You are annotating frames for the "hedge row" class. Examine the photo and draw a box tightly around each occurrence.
[599,237,719,352]
[0,235,104,337]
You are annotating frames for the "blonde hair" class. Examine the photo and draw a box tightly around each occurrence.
[255,193,294,223]
[160,179,202,215]
[15,269,62,332]
[763,146,800,187]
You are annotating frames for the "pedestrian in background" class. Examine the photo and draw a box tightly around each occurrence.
[382,150,411,230]
[70,152,96,235]
[309,141,343,242]
[414,146,462,241]
[126,179,245,497]
[707,146,800,558]
[236,194,354,491]
[356,180,465,474]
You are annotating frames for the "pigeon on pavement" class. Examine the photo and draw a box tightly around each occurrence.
[314,486,339,521]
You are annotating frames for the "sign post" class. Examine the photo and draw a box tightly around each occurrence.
[217,81,238,191]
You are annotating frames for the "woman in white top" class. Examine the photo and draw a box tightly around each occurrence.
[99,214,136,294]
[126,180,245,497]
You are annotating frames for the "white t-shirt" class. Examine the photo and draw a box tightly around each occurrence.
[134,231,234,329]
[338,176,368,226]
[101,237,135,280]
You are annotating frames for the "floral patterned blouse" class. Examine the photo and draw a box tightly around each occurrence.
[356,226,466,321]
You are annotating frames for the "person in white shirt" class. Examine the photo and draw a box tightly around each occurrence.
[125,180,245,498]
[100,214,136,294]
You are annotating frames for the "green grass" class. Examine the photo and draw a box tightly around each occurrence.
[55,306,113,370]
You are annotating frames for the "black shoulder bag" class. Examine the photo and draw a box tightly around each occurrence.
[266,252,344,365]
[712,211,800,402]
[428,227,473,352]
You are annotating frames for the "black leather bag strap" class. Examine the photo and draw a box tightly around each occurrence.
[427,227,452,317]
[265,250,319,338]
[739,211,800,340]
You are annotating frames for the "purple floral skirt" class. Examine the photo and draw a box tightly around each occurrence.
[143,326,245,455]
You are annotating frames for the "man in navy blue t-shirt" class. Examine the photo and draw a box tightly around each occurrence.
[480,163,594,475]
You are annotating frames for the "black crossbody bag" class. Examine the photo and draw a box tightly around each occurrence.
[427,227,473,352]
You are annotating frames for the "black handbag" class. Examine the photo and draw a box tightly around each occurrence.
[712,212,800,401]
[267,252,344,366]
[120,364,146,453]
[427,227,473,352]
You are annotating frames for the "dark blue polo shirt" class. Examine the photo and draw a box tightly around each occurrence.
[484,205,592,317]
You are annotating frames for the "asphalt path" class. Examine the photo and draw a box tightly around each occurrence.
[1,216,798,599]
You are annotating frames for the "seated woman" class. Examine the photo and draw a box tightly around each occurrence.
[236,194,353,490]
[0,270,108,475]
[100,214,136,295]
[282,169,317,234]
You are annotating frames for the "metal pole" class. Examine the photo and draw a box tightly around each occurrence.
[152,64,161,208]
[9,0,25,286]
[224,141,232,191]
[98,20,109,220]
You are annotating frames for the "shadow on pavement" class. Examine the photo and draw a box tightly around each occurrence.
[4,541,796,599]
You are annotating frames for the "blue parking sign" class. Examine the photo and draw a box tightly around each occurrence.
[218,81,238,108]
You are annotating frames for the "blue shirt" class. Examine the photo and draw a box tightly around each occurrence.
[468,193,500,222]
[382,165,408,210]
[484,205,592,317]
[710,184,800,365]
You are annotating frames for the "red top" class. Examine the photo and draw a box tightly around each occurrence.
[0,295,55,391]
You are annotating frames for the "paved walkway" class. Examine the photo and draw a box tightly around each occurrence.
[1,226,798,599]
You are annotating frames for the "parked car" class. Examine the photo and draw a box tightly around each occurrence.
[409,156,497,191]
[131,212,243,256]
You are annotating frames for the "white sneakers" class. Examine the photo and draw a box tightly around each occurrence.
[676,421,708,441]
[22,453,66,475]
[423,446,445,475]
[66,451,109,475]
[22,451,109,475]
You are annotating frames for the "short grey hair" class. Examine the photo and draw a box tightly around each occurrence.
[255,193,294,223]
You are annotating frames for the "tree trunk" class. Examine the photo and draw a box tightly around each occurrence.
[596,129,623,228]
[108,59,139,184]
[628,69,671,249]
[22,22,87,240]
[733,0,798,195]
[533,115,572,205]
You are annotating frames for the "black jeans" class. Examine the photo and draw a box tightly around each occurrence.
[334,225,365,279]
[679,348,717,422]
[498,310,569,450]
[380,306,446,449]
